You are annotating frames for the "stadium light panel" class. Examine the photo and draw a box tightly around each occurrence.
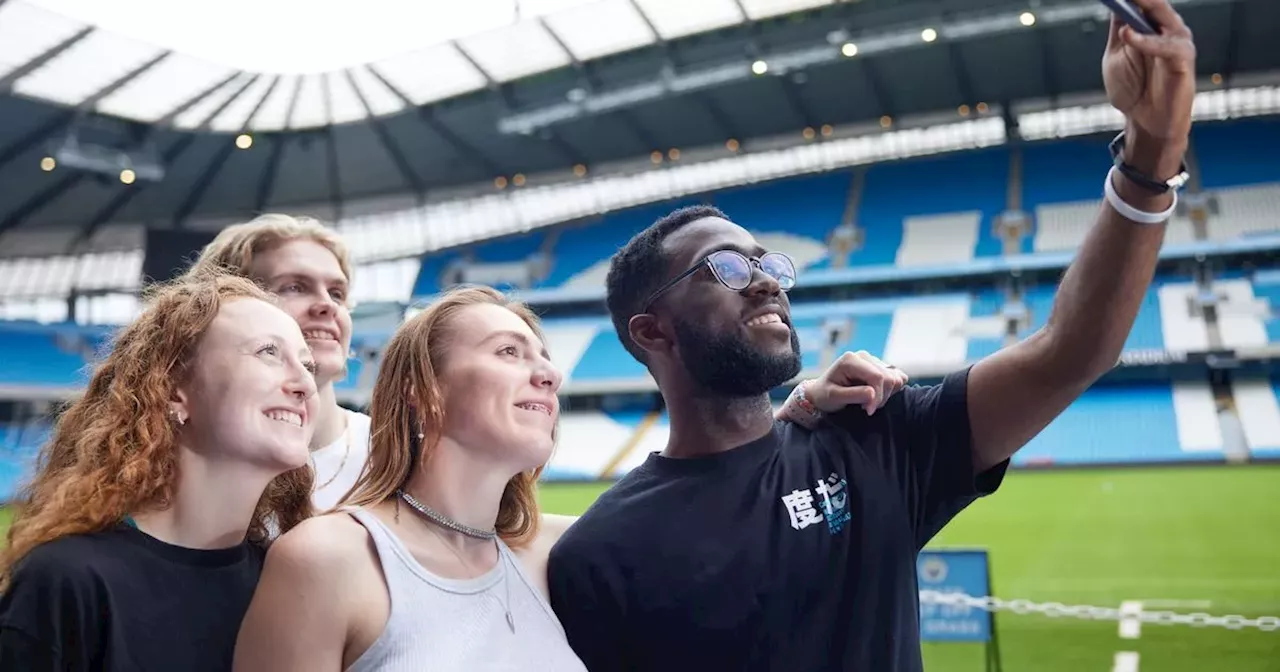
[921,28,938,43]
[209,75,277,132]
[235,133,253,149]
[633,0,743,40]
[752,59,768,75]
[1019,12,1036,26]
[739,0,835,21]
[327,70,368,126]
[249,74,299,131]
[20,0,585,74]
[288,74,329,129]
[841,42,858,57]
[347,67,405,117]
[40,156,56,171]
[172,73,249,129]
[12,30,164,106]
[95,53,235,123]
[0,1,85,80]
[456,20,571,83]
[373,43,487,107]
[543,0,654,62]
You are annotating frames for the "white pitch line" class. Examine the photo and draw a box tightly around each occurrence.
[1112,651,1140,672]
[1119,600,1143,640]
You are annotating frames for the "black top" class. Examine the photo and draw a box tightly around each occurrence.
[548,368,1007,672]
[0,523,267,672]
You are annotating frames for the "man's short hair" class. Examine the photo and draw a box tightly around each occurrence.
[605,204,727,362]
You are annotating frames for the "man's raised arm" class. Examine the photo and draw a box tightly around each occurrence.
[965,0,1197,472]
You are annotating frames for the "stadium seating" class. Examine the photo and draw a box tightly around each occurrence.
[400,121,1280,306]
[5,122,1280,497]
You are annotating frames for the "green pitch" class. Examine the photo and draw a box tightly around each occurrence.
[540,465,1280,672]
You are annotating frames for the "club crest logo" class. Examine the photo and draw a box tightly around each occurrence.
[920,557,949,584]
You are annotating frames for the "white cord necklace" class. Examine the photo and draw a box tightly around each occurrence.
[399,494,515,633]
[311,413,351,491]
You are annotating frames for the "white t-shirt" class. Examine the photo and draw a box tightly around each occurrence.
[310,409,372,511]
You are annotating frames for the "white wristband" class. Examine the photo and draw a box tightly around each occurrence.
[1103,165,1177,225]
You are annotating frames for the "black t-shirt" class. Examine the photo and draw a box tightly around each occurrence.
[547,368,1007,672]
[0,523,267,671]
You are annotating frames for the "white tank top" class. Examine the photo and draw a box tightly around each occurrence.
[345,508,588,672]
[310,410,371,511]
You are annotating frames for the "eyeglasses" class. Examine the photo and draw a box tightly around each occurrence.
[643,249,797,314]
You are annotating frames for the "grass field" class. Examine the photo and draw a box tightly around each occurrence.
[541,465,1280,672]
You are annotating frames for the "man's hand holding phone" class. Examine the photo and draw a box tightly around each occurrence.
[1100,0,1197,187]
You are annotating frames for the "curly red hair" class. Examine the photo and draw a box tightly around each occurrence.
[0,271,314,591]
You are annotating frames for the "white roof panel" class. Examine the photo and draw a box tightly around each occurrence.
[372,42,486,105]
[739,0,833,20]
[172,73,249,129]
[328,70,368,126]
[95,53,235,122]
[208,74,277,132]
[348,67,405,117]
[457,22,570,83]
[544,0,654,62]
[289,74,329,129]
[0,1,87,79]
[633,0,741,40]
[250,75,300,131]
[12,29,164,105]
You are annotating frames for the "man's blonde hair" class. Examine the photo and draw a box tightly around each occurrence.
[185,214,353,297]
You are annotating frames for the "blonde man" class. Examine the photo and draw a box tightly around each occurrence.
[187,214,370,510]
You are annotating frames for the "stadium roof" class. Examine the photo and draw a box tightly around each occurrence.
[0,0,1277,255]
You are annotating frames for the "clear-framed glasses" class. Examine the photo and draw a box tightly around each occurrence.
[642,249,797,314]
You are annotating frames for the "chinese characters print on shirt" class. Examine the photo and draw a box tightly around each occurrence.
[781,472,852,535]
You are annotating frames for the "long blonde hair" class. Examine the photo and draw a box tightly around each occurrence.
[1,272,314,591]
[340,286,546,547]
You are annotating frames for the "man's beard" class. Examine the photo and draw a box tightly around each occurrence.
[673,316,802,397]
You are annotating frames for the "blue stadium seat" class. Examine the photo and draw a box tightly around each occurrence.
[966,288,1007,362]
[846,148,1010,267]
[1018,281,1165,351]
[540,199,705,289]
[1193,119,1280,189]
[713,171,852,248]
[1022,136,1113,210]
[838,313,894,358]
[0,326,94,387]
[1014,384,1215,466]
[1252,280,1280,343]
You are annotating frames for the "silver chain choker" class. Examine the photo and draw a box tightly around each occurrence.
[396,489,498,541]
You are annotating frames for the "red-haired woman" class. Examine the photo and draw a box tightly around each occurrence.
[0,272,318,671]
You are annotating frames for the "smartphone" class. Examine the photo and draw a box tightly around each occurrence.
[1099,0,1158,35]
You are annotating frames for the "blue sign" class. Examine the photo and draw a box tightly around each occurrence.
[917,548,993,643]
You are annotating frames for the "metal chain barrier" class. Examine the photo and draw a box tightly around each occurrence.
[918,590,1280,632]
